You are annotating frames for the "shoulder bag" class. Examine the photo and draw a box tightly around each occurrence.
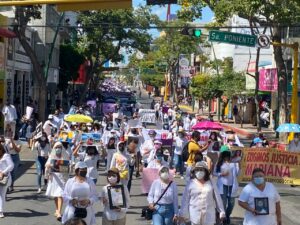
[141,181,173,220]
[0,175,8,186]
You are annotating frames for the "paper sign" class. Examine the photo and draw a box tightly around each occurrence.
[25,106,34,120]
[141,168,175,193]
[240,148,300,185]
[81,133,101,145]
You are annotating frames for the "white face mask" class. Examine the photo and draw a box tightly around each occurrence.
[160,172,169,181]
[108,176,118,184]
[295,138,299,142]
[195,171,205,180]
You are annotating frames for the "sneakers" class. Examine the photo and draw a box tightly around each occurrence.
[0,212,4,218]
[37,188,42,194]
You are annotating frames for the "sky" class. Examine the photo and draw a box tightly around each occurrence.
[132,0,214,37]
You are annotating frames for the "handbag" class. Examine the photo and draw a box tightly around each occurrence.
[141,181,173,220]
[74,207,87,219]
[0,176,8,186]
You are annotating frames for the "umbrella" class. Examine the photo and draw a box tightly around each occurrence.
[192,121,223,131]
[65,114,93,123]
[276,123,300,133]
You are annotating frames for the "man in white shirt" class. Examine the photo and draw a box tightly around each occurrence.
[190,115,198,128]
[154,102,161,121]
[2,100,18,138]
[42,115,56,137]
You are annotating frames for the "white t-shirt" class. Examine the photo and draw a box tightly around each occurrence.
[154,103,160,112]
[220,162,234,186]
[239,182,280,225]
[174,137,188,155]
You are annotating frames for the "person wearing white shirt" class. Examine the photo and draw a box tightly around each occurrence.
[33,133,51,193]
[288,133,300,152]
[174,129,188,178]
[183,115,191,131]
[2,101,17,138]
[43,115,57,137]
[73,145,100,184]
[62,161,98,225]
[0,145,14,218]
[238,168,282,225]
[100,168,130,225]
[110,141,132,186]
[214,150,239,225]
[179,162,225,225]
[147,166,178,225]
[190,116,197,129]
[140,130,157,167]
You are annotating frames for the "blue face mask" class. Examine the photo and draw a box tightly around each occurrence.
[156,156,162,161]
[253,177,265,185]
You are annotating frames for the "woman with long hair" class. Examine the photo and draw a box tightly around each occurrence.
[106,137,117,172]
[0,144,14,218]
[33,132,51,193]
[214,150,239,225]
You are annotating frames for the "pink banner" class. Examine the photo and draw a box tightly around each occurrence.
[141,168,175,193]
[259,68,278,92]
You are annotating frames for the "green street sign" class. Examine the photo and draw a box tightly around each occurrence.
[209,30,257,47]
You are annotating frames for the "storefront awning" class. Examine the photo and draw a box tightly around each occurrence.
[0,28,16,38]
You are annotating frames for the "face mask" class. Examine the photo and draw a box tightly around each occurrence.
[160,172,169,180]
[195,171,205,180]
[108,176,118,184]
[156,156,162,161]
[178,134,184,138]
[79,170,87,178]
[119,146,125,152]
[41,137,46,141]
[295,138,299,142]
[87,127,92,131]
[150,136,155,140]
[253,177,265,185]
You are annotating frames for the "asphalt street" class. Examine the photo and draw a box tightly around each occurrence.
[1,89,299,225]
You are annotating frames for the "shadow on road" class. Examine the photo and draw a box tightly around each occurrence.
[5,209,49,218]
[16,160,35,181]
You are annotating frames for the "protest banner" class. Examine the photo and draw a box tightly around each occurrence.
[59,131,74,141]
[239,148,300,185]
[141,168,175,193]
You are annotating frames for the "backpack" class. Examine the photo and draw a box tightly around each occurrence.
[182,141,191,162]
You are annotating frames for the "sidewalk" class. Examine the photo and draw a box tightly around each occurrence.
[178,104,277,139]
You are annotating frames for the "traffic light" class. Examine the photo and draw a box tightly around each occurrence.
[146,0,177,5]
[181,27,202,38]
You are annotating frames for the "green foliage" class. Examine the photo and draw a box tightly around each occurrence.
[140,74,165,88]
[191,58,246,100]
[77,7,158,68]
[59,44,85,90]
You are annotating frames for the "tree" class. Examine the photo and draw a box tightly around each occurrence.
[13,6,48,120]
[76,7,158,103]
[183,0,300,133]
[59,44,85,90]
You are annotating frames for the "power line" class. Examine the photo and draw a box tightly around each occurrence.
[7,24,300,30]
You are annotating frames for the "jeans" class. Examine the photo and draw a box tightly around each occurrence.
[221,185,235,222]
[152,204,174,225]
[127,165,134,192]
[10,154,20,187]
[173,154,184,175]
[36,156,48,188]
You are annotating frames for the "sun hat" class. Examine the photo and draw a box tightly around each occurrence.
[75,161,87,170]
[194,161,208,169]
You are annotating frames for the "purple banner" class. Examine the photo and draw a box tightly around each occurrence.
[259,68,278,92]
